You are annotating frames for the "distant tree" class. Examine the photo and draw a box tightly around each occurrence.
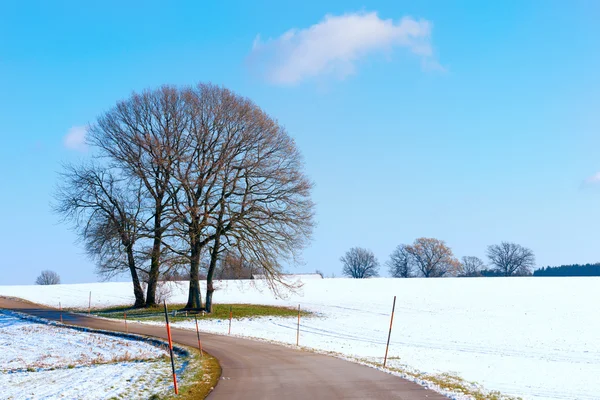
[215,251,256,280]
[340,247,379,278]
[36,270,61,285]
[459,256,485,277]
[387,244,414,278]
[479,268,504,277]
[405,238,460,278]
[486,242,535,276]
[315,269,325,278]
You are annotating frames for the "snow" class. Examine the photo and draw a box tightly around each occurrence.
[0,310,181,399]
[1,277,598,400]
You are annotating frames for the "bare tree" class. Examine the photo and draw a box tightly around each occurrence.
[459,256,485,277]
[83,84,314,312]
[88,86,188,307]
[165,84,314,311]
[36,270,61,285]
[166,84,249,310]
[405,238,460,278]
[341,247,379,278]
[387,244,414,278]
[486,242,535,276]
[200,85,314,311]
[54,163,146,307]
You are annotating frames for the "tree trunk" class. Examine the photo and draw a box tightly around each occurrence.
[205,281,214,314]
[145,212,162,307]
[204,235,221,313]
[184,238,203,310]
[126,243,145,308]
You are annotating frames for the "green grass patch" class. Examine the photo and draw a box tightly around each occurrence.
[148,347,221,400]
[170,350,221,399]
[89,303,311,323]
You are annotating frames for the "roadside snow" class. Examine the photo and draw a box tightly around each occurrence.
[2,277,599,400]
[0,311,178,399]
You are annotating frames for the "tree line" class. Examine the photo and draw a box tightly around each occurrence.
[55,84,315,311]
[340,238,535,278]
[534,263,600,276]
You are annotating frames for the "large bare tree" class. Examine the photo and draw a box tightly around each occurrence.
[54,163,146,307]
[387,244,414,278]
[486,242,535,276]
[73,84,313,311]
[167,84,244,310]
[405,238,460,277]
[341,247,379,278]
[164,84,314,311]
[88,86,188,306]
[199,85,314,311]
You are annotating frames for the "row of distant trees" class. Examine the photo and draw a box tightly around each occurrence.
[340,238,535,278]
[534,263,600,276]
[54,84,314,310]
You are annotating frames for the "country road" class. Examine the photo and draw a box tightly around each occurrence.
[0,296,446,400]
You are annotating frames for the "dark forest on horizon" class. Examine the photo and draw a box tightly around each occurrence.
[533,263,600,277]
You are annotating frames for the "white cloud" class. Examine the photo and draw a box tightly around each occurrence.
[248,11,441,85]
[63,126,88,152]
[585,172,600,185]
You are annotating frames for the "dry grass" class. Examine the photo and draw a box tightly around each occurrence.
[363,360,522,400]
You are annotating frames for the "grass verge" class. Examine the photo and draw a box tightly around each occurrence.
[146,347,220,400]
[167,349,221,400]
[88,303,311,323]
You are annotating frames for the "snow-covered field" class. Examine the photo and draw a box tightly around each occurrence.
[0,310,179,399]
[1,277,598,400]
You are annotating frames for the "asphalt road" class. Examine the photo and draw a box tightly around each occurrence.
[0,297,447,400]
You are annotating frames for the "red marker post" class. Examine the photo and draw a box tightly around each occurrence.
[383,295,397,368]
[163,301,179,395]
[194,315,203,357]
[228,305,233,335]
[296,304,301,346]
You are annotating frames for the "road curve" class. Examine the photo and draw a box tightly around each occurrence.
[0,297,447,400]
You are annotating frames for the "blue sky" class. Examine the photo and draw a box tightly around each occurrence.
[1,1,599,284]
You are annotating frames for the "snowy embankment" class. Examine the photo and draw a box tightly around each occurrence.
[1,277,599,400]
[0,310,179,399]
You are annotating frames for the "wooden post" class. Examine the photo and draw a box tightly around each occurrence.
[88,291,91,314]
[194,315,203,357]
[124,312,128,333]
[59,301,63,324]
[228,305,232,335]
[163,301,179,395]
[383,295,397,368]
[296,304,300,346]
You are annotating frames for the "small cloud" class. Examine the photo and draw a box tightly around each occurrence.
[585,172,600,184]
[63,126,88,152]
[248,11,442,85]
